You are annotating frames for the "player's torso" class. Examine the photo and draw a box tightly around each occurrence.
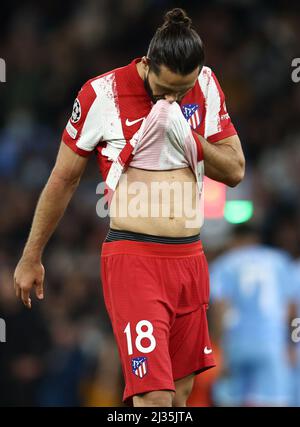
[110,166,201,237]
[95,62,205,236]
[222,248,288,346]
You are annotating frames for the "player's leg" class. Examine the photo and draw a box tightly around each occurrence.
[133,390,174,407]
[170,247,215,407]
[101,238,180,406]
[173,374,195,407]
[248,351,292,406]
[212,374,243,406]
[170,307,215,407]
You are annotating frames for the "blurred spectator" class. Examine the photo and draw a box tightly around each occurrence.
[0,266,51,406]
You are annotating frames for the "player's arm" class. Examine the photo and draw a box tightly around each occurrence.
[196,133,245,187]
[14,142,88,308]
[195,68,245,187]
[14,78,103,308]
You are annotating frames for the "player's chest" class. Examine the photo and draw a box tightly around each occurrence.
[100,94,151,149]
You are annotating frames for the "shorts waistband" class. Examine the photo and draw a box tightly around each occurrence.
[105,228,201,244]
[101,239,203,258]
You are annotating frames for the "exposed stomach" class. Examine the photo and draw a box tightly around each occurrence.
[109,166,202,237]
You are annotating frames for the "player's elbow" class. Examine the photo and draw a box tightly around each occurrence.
[49,167,81,191]
[226,157,245,187]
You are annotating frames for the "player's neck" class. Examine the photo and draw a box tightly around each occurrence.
[136,60,145,81]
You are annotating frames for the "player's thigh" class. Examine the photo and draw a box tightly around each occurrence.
[101,250,176,404]
[251,354,292,406]
[170,305,215,382]
[213,373,245,406]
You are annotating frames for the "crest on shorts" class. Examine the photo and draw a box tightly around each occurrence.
[182,103,201,130]
[131,357,148,378]
[71,98,81,123]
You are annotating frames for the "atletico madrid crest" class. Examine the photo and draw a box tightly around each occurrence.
[182,103,201,130]
[131,357,148,378]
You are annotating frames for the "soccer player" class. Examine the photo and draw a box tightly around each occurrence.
[210,224,295,406]
[13,8,245,407]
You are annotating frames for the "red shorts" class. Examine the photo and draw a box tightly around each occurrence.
[101,239,215,405]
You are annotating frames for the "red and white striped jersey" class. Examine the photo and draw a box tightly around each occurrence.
[62,58,237,185]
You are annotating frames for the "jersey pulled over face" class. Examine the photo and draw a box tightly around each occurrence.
[62,58,237,191]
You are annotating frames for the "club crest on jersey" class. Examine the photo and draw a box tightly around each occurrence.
[71,98,81,123]
[131,357,148,378]
[182,103,201,130]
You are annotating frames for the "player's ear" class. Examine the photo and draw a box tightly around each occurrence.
[142,56,150,70]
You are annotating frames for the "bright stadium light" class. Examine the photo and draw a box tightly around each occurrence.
[224,200,253,224]
[204,178,226,219]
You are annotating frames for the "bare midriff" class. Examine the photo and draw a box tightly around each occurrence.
[109,166,201,237]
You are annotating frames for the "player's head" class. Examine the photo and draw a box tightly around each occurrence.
[142,8,205,103]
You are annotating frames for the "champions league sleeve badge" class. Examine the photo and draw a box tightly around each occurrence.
[71,98,81,123]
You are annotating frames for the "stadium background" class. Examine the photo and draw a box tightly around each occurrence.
[0,0,299,406]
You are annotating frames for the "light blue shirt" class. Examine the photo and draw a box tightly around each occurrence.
[210,244,295,358]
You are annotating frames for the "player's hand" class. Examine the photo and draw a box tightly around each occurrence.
[138,99,189,152]
[13,257,45,309]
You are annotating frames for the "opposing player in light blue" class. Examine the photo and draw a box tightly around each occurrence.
[210,224,296,406]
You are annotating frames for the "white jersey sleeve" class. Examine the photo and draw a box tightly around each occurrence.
[62,80,104,156]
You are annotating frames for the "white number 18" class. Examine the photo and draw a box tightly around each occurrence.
[124,320,156,355]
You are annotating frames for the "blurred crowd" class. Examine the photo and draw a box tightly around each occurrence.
[0,0,300,406]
